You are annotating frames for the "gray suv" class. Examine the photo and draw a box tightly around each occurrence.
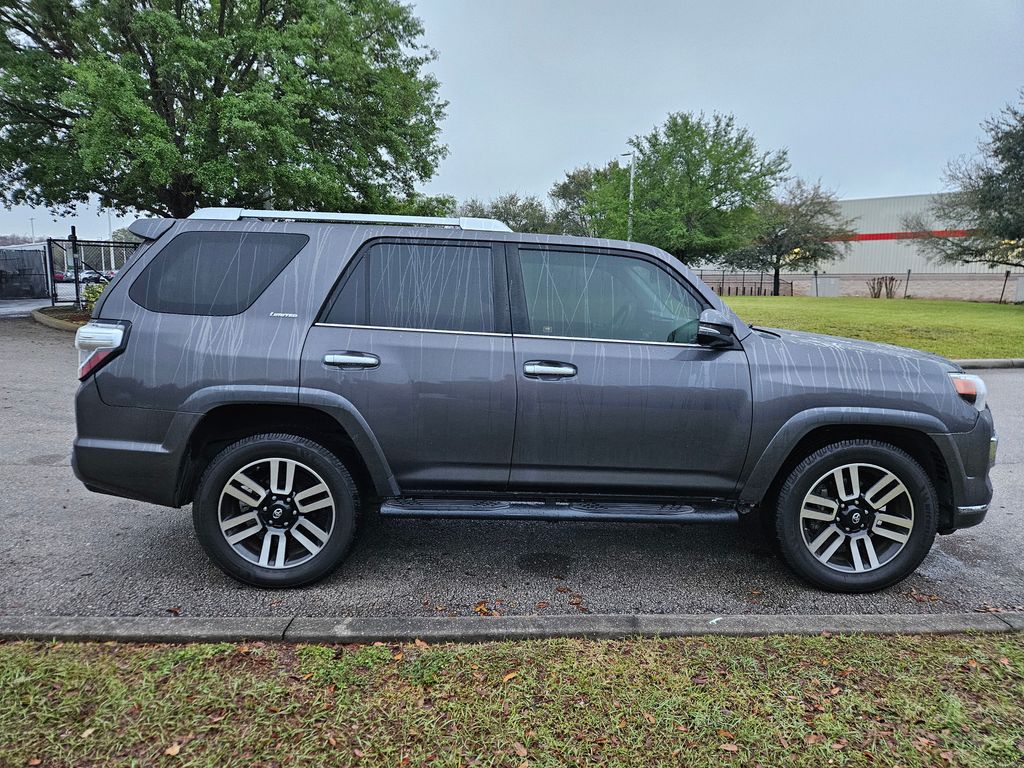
[72,209,997,592]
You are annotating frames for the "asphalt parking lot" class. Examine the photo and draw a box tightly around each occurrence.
[1,316,1021,619]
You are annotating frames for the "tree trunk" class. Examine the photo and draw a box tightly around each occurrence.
[773,267,781,296]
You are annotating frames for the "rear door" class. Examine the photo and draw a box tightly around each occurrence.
[300,238,516,493]
[507,244,752,497]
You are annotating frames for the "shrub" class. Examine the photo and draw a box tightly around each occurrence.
[82,282,105,311]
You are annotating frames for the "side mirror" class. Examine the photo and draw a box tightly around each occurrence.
[697,309,736,348]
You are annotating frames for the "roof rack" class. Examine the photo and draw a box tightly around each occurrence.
[188,207,513,232]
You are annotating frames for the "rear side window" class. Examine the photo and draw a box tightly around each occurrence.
[129,231,308,316]
[324,242,498,333]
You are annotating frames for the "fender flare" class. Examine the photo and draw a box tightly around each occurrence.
[738,407,948,504]
[165,385,399,502]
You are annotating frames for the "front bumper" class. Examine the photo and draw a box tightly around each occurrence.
[930,408,996,534]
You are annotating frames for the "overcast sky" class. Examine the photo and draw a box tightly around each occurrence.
[2,0,1021,239]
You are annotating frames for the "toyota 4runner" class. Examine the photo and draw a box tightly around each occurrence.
[72,209,997,592]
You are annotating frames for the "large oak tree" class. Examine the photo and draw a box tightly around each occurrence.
[0,0,448,217]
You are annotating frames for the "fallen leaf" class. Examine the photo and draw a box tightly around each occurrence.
[720,743,739,752]
[327,734,337,747]
[555,586,571,593]
[393,651,404,661]
[414,638,428,649]
[28,760,42,766]
[535,601,549,609]
[236,645,250,654]
[502,671,519,683]
[473,601,493,616]
[804,734,824,745]
[999,657,1010,666]
[940,751,954,762]
[164,744,181,756]
[166,606,181,616]
[717,729,735,739]
[80,728,96,739]
[675,725,690,733]
[643,713,656,724]
[512,741,528,757]
[353,748,365,758]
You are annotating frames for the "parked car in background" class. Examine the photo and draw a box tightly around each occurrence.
[72,209,997,593]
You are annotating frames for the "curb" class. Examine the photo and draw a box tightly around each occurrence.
[30,308,83,332]
[0,612,1020,644]
[955,358,1024,369]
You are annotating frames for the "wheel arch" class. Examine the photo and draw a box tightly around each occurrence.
[173,396,398,506]
[741,409,955,528]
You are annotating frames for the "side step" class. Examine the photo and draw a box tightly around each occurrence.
[378,498,739,524]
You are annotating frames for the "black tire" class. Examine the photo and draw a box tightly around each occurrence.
[775,440,938,593]
[193,433,359,588]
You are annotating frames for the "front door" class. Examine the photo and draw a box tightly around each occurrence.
[508,245,752,497]
[301,238,516,492]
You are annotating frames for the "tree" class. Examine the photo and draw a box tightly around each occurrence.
[111,227,142,244]
[0,233,33,246]
[720,179,856,295]
[551,113,787,261]
[458,192,555,233]
[904,94,1024,269]
[0,0,448,218]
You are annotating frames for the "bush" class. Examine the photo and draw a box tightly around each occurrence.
[82,282,105,311]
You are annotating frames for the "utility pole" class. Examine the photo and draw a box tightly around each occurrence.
[621,151,635,241]
[29,217,35,241]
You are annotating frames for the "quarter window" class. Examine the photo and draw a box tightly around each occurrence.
[519,249,704,343]
[324,242,497,333]
[129,231,307,316]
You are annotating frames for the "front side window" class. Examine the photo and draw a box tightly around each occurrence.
[519,249,704,343]
[324,242,497,333]
[129,231,307,316]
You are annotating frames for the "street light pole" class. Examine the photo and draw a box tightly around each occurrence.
[621,151,635,241]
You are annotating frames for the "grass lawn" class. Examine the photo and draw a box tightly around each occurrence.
[725,297,1024,360]
[2,634,1022,767]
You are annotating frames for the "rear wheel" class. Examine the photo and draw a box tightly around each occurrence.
[193,433,358,587]
[775,440,937,592]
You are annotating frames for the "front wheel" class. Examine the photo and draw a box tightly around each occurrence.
[775,440,938,593]
[193,433,359,588]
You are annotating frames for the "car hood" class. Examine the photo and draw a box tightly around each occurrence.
[758,327,962,373]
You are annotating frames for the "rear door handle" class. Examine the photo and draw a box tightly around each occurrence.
[523,360,577,379]
[324,352,380,369]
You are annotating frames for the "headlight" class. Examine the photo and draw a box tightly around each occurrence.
[948,373,987,412]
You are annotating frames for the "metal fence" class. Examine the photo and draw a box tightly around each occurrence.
[0,246,50,299]
[47,233,140,307]
[696,270,794,297]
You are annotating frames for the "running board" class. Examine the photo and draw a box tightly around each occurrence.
[378,498,739,524]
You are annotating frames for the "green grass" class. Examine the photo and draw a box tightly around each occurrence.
[724,297,1024,359]
[2,634,1023,767]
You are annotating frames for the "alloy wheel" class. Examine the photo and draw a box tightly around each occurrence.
[799,462,915,573]
[217,457,336,570]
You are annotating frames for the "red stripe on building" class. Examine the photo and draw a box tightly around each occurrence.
[837,229,971,242]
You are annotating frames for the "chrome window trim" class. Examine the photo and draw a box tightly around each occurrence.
[515,333,703,349]
[314,322,510,338]
[314,324,706,348]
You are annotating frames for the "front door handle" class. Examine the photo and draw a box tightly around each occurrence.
[324,351,380,369]
[523,360,577,379]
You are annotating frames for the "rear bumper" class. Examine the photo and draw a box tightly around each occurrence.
[73,378,193,508]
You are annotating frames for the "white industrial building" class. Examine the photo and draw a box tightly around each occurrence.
[793,193,1023,301]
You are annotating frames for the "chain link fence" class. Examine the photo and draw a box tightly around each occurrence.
[696,270,794,297]
[48,235,140,306]
[0,245,50,299]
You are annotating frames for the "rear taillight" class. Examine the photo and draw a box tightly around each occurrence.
[948,373,987,412]
[75,320,130,380]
